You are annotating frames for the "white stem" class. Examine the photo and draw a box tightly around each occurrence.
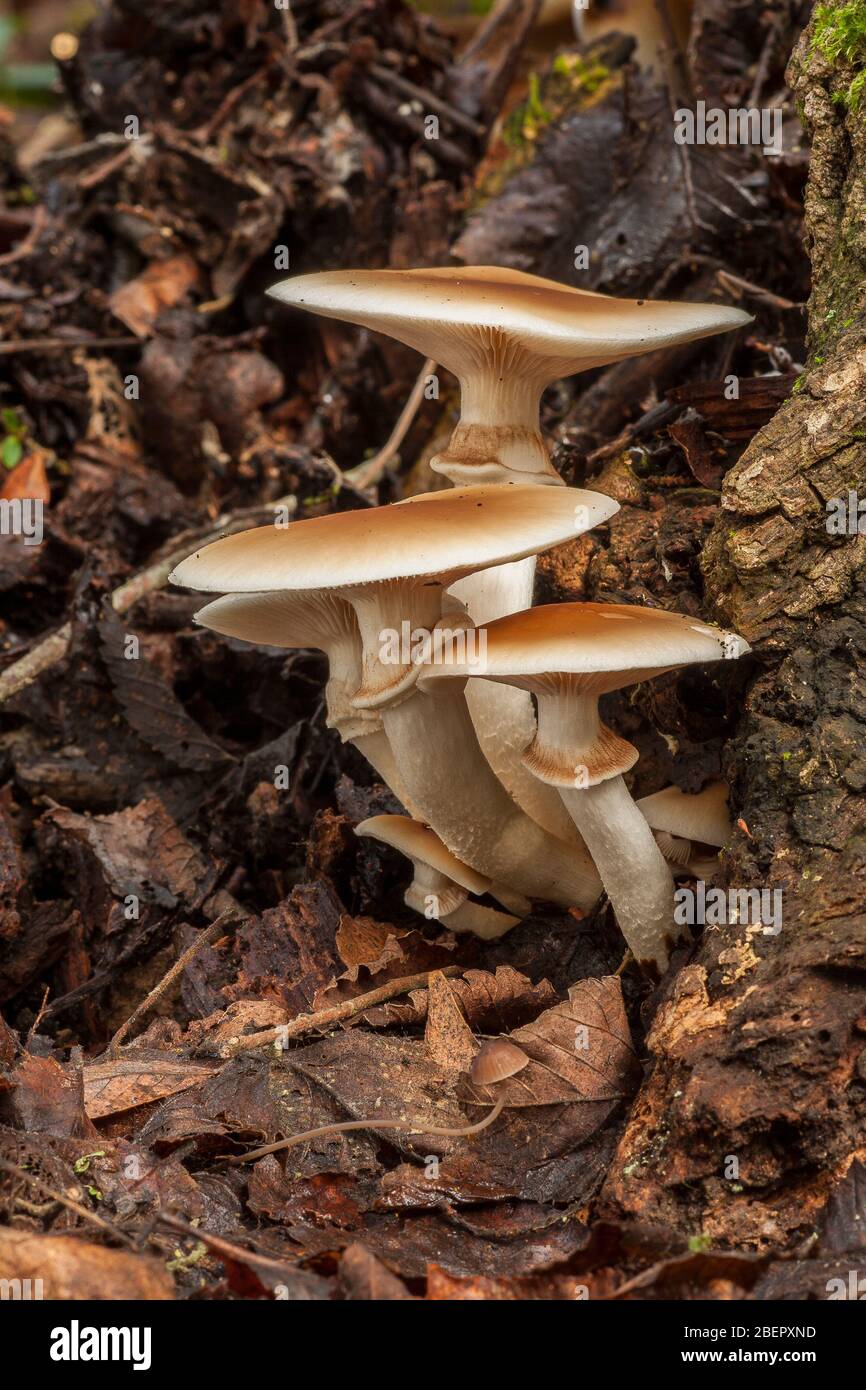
[351,728,421,816]
[443,901,519,939]
[449,559,580,842]
[430,368,561,485]
[381,684,602,909]
[559,778,685,976]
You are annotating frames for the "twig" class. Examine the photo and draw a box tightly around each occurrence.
[106,909,240,1057]
[219,964,463,1057]
[0,495,296,705]
[0,206,47,268]
[0,1155,135,1247]
[716,268,796,311]
[369,65,485,139]
[344,357,437,490]
[0,335,139,356]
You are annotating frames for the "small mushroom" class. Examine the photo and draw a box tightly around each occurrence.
[230,1035,529,1163]
[637,780,732,879]
[356,814,528,940]
[469,1037,530,1087]
[171,484,610,909]
[420,601,750,975]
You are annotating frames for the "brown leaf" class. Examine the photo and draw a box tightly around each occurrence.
[45,797,213,911]
[0,447,51,503]
[424,971,476,1072]
[335,913,404,968]
[109,253,199,336]
[464,976,637,1108]
[0,1228,174,1299]
[99,600,234,773]
[9,1053,100,1139]
[339,1242,415,1300]
[84,1055,219,1119]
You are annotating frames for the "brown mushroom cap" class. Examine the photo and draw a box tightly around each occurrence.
[420,601,750,695]
[469,1037,530,1086]
[268,265,751,381]
[169,485,619,595]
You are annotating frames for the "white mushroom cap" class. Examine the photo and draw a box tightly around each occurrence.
[169,485,619,595]
[193,589,373,742]
[356,814,490,897]
[268,265,751,382]
[420,601,751,696]
[194,589,356,650]
[637,780,732,848]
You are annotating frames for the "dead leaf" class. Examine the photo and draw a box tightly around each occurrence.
[84,1054,219,1119]
[339,1242,415,1300]
[463,976,637,1108]
[335,913,404,967]
[0,1228,174,1299]
[109,253,199,336]
[424,971,476,1072]
[0,447,51,503]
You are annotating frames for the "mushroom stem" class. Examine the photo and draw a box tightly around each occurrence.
[444,902,519,939]
[559,778,682,976]
[381,683,602,909]
[230,1097,505,1163]
[449,560,579,842]
[431,367,559,486]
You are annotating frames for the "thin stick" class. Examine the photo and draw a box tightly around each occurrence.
[107,910,238,1057]
[0,336,140,356]
[344,357,437,490]
[369,65,485,139]
[229,1097,505,1163]
[0,1155,135,1247]
[219,964,463,1057]
[0,495,296,705]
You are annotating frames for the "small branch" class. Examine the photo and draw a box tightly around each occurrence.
[219,964,463,1058]
[0,335,139,356]
[344,357,437,490]
[107,909,240,1057]
[369,65,485,139]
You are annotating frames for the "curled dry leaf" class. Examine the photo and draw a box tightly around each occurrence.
[0,447,51,503]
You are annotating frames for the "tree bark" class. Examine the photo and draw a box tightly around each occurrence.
[600,2,866,1250]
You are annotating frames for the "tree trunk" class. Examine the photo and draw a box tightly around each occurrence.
[601,2,866,1250]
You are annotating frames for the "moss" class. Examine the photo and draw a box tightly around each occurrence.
[810,2,866,110]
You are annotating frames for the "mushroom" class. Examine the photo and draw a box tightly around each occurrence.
[637,780,732,879]
[420,601,750,975]
[356,814,529,939]
[192,588,419,812]
[268,265,750,836]
[230,1035,529,1162]
[170,483,610,909]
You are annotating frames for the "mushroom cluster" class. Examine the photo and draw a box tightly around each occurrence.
[171,264,751,977]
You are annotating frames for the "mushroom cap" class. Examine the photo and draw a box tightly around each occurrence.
[169,485,619,594]
[420,601,750,694]
[637,781,732,848]
[268,265,751,381]
[355,814,490,897]
[469,1037,530,1086]
[193,589,356,651]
